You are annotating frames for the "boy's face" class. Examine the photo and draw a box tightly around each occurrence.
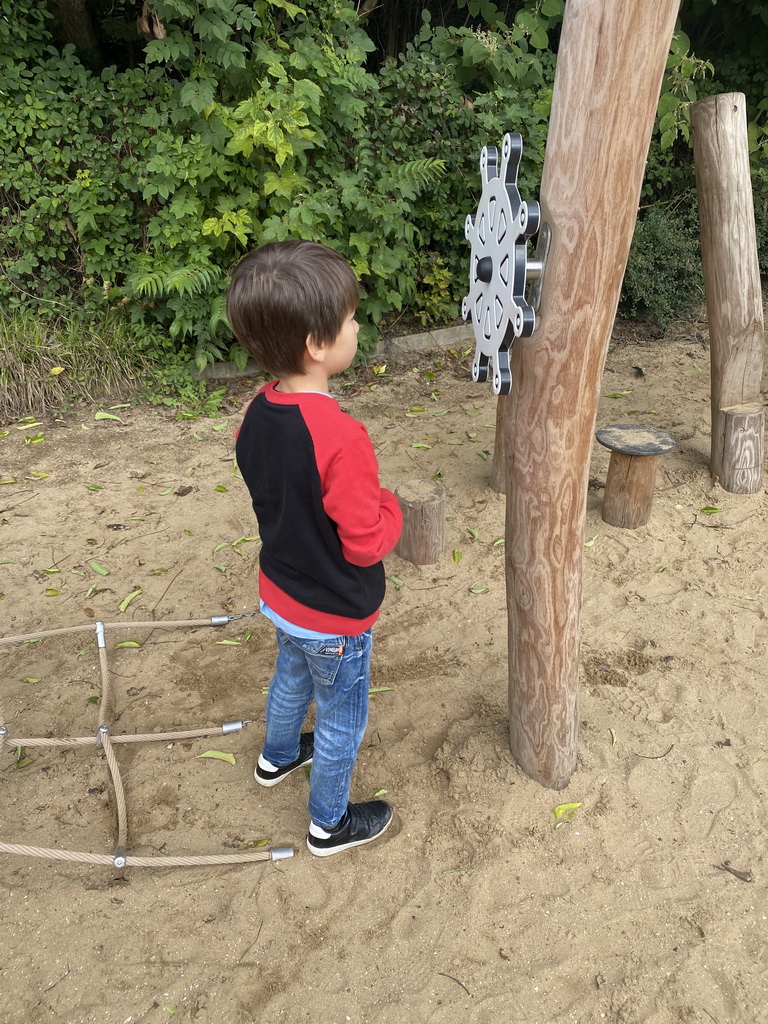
[323,310,359,375]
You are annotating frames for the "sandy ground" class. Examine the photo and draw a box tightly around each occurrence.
[1,322,767,1024]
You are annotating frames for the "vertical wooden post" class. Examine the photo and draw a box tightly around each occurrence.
[691,93,765,493]
[489,399,506,494]
[504,0,679,789]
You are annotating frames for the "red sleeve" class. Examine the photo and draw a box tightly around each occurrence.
[320,421,403,567]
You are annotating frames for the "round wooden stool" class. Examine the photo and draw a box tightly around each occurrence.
[596,424,677,528]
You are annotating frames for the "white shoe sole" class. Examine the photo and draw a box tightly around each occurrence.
[306,809,393,857]
[254,757,312,788]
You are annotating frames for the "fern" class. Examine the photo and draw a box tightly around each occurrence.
[208,291,229,334]
[164,263,222,298]
[393,158,447,186]
[132,269,168,300]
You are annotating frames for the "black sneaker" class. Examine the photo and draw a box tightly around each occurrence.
[306,800,393,857]
[254,732,314,787]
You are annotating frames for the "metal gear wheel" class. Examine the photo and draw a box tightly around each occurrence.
[462,132,541,395]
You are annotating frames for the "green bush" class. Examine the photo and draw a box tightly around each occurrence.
[3,0,760,379]
[620,200,704,327]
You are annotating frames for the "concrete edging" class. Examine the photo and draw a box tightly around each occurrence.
[198,324,476,379]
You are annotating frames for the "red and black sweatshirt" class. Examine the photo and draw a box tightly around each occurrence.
[236,381,403,635]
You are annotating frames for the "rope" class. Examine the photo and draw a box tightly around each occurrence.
[5,727,245,748]
[100,730,128,858]
[0,841,289,866]
[0,612,295,871]
[0,617,220,647]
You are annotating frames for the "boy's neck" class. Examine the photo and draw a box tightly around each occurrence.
[275,366,332,395]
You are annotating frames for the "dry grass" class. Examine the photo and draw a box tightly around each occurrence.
[0,310,144,423]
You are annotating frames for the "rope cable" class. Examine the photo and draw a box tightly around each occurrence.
[0,612,294,869]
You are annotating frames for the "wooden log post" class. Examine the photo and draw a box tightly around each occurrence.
[489,398,506,494]
[503,0,679,789]
[691,93,765,493]
[394,481,445,565]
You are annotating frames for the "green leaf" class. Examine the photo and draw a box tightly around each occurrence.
[453,550,462,564]
[115,641,142,649]
[411,443,431,450]
[22,677,42,684]
[215,485,229,493]
[118,588,142,612]
[369,686,394,693]
[467,528,479,540]
[387,575,404,588]
[215,639,240,645]
[88,560,109,576]
[552,802,581,828]
[469,583,489,594]
[197,750,236,765]
[44,588,60,597]
[94,411,123,422]
[699,506,721,515]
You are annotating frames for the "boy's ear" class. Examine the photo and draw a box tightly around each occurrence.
[305,334,327,364]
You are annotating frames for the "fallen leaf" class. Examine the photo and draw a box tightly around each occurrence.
[88,560,110,576]
[552,802,582,828]
[118,588,142,612]
[94,411,123,422]
[115,641,142,649]
[237,838,271,850]
[197,750,236,766]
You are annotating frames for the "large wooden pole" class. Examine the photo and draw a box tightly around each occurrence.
[691,93,765,493]
[504,0,679,789]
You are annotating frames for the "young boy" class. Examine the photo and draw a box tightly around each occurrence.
[227,240,403,857]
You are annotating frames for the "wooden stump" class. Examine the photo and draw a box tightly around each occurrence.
[394,481,445,565]
[720,403,765,493]
[596,425,676,529]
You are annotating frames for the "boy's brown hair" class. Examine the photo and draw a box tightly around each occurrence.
[226,240,360,376]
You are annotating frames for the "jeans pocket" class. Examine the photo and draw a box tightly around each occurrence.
[283,634,346,688]
[306,646,345,687]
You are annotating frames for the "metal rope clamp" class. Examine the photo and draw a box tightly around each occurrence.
[462,132,549,396]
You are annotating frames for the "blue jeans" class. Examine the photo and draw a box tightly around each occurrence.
[262,627,372,828]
